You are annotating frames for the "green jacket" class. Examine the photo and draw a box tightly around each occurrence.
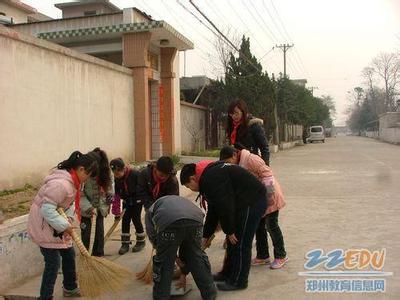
[80,177,114,218]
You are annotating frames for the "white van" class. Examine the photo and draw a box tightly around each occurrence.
[309,126,325,143]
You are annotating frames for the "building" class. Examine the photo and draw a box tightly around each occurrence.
[9,0,194,161]
[0,0,51,24]
[291,78,307,88]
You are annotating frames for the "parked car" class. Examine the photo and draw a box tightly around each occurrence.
[309,125,325,143]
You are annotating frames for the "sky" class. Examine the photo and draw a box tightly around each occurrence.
[23,0,400,126]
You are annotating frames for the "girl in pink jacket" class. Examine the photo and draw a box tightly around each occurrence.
[27,151,98,299]
[220,146,288,269]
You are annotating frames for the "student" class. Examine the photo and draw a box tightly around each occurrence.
[80,147,113,257]
[226,99,270,165]
[110,158,145,254]
[180,161,267,291]
[219,145,288,269]
[145,195,217,300]
[27,151,98,299]
[137,156,179,210]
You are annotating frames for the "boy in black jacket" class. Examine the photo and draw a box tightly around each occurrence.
[110,158,145,254]
[136,156,179,210]
[181,161,267,291]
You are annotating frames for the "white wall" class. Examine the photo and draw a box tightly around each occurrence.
[180,101,207,153]
[379,112,400,144]
[0,26,135,189]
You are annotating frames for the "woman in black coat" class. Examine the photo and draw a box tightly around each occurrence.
[226,99,270,165]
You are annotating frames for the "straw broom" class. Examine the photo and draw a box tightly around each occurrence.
[57,208,133,298]
[104,209,126,243]
[136,234,216,284]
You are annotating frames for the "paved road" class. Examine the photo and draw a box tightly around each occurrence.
[6,136,400,299]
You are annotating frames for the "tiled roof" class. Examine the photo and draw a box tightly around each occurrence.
[37,20,194,49]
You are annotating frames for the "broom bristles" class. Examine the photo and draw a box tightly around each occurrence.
[136,249,154,284]
[136,234,216,285]
[57,208,133,298]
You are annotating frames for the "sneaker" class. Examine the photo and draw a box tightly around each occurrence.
[251,257,271,266]
[270,257,289,269]
[63,288,81,297]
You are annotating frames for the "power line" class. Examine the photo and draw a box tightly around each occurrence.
[269,0,310,79]
[188,0,263,73]
[248,0,279,43]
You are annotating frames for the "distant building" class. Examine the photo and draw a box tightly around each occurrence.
[55,0,120,18]
[0,0,51,24]
[291,79,307,88]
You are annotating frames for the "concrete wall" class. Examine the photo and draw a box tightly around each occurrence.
[379,112,400,144]
[0,215,42,294]
[0,3,30,24]
[61,4,118,18]
[180,101,207,153]
[11,13,123,36]
[0,26,135,189]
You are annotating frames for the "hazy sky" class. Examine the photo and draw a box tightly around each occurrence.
[23,0,400,125]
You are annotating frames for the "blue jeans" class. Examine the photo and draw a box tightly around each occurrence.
[39,247,77,300]
[221,196,267,287]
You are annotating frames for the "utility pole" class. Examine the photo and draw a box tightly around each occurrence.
[275,44,294,78]
[274,44,293,146]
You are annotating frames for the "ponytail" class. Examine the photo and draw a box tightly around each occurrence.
[90,147,111,190]
[57,150,98,176]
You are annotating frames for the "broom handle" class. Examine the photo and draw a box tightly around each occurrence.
[88,210,97,255]
[104,209,126,242]
[57,208,91,257]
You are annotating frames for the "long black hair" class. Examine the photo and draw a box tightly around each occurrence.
[89,147,112,190]
[226,99,250,136]
[57,151,98,176]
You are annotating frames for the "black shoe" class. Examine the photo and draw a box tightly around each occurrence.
[212,272,227,282]
[131,241,145,253]
[118,243,130,255]
[217,282,247,291]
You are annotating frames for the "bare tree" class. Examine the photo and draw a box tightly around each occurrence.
[213,27,241,77]
[182,115,203,153]
[371,52,400,111]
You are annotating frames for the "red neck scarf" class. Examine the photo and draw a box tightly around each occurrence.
[69,169,81,221]
[123,167,132,192]
[230,119,242,145]
[152,168,168,200]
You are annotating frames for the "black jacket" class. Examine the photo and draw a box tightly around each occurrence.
[199,161,267,238]
[229,118,270,165]
[137,164,180,209]
[114,167,140,206]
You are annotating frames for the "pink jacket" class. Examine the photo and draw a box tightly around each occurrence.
[239,150,286,215]
[27,170,76,249]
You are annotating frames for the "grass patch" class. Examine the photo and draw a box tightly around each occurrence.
[0,184,33,197]
[181,149,220,158]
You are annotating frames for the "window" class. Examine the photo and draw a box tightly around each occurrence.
[84,10,97,16]
[311,127,323,133]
